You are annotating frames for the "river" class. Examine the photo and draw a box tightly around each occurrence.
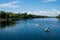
[0,18,60,40]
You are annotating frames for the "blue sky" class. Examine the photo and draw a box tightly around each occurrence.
[0,0,60,16]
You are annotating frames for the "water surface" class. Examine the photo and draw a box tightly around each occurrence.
[0,18,60,40]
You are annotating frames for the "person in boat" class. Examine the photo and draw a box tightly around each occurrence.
[45,27,50,32]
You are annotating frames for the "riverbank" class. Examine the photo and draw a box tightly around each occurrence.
[0,11,60,22]
[0,11,49,22]
[0,19,7,22]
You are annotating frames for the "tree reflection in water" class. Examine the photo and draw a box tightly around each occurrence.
[0,21,16,28]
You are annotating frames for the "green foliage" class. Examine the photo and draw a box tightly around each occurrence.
[0,11,49,21]
[0,11,6,18]
[56,15,60,18]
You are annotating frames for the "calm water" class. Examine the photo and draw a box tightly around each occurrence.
[0,18,60,40]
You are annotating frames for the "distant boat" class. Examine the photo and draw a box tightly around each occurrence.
[36,24,40,27]
[45,27,50,32]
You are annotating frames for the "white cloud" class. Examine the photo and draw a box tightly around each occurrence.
[9,1,21,5]
[41,0,56,2]
[0,1,21,8]
[52,8,57,11]
[27,10,60,16]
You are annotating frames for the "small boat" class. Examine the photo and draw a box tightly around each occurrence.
[45,27,50,32]
[36,24,40,27]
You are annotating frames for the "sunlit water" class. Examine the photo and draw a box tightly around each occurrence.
[0,18,60,40]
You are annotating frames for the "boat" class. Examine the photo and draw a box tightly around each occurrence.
[45,27,50,32]
[36,24,40,27]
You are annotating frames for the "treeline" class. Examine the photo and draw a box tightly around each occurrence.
[56,15,60,18]
[0,11,48,21]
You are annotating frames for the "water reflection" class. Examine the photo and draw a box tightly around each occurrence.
[0,18,60,40]
[0,21,16,28]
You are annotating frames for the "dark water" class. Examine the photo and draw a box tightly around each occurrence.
[0,18,60,40]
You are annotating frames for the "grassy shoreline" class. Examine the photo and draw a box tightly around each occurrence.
[0,11,60,22]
